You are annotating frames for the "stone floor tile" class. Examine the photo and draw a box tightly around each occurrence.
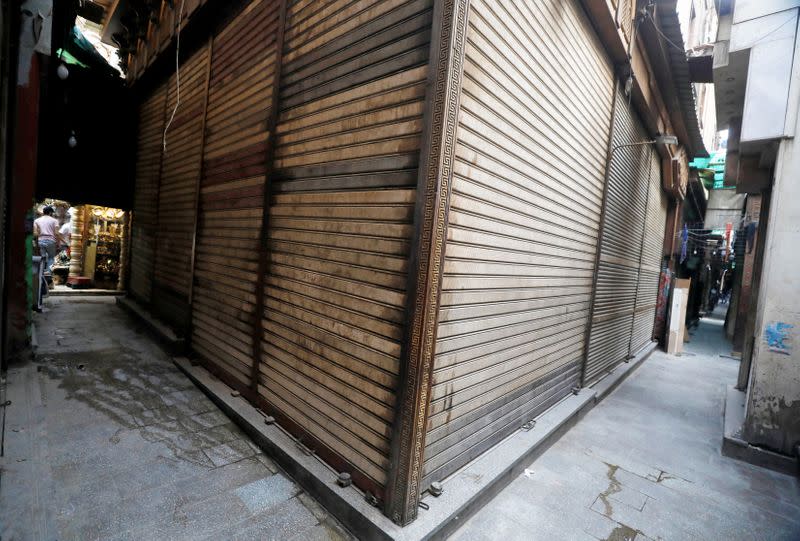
[451,307,800,541]
[0,296,353,541]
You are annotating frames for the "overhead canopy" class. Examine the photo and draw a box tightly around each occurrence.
[688,54,714,83]
[656,3,710,158]
[58,26,118,79]
[690,150,727,189]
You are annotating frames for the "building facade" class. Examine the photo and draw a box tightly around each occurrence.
[713,0,800,462]
[102,0,704,525]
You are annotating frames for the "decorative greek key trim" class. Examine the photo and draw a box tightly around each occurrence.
[386,0,470,526]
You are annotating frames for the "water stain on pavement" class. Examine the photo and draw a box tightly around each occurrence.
[598,462,622,516]
[604,523,640,541]
[38,348,238,468]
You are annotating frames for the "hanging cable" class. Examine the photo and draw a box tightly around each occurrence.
[643,8,686,54]
[749,15,796,46]
[163,0,186,153]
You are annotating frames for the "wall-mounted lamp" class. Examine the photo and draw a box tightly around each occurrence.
[653,134,678,146]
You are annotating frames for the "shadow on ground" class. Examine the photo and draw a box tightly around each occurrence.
[0,296,351,541]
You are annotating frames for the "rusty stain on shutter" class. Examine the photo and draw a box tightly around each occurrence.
[191,0,281,388]
[257,0,434,496]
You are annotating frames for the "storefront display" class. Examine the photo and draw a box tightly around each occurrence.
[84,206,126,289]
[34,200,129,290]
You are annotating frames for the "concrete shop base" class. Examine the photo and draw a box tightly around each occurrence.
[116,296,186,356]
[722,385,799,477]
[174,343,657,541]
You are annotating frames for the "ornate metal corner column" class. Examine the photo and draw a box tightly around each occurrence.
[384,0,470,526]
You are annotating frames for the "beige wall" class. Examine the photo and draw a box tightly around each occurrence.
[743,115,800,456]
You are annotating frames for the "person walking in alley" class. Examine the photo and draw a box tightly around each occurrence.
[34,205,61,275]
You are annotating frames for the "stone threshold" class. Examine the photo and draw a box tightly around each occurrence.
[49,288,125,297]
[116,296,186,356]
[173,343,657,541]
[722,385,798,477]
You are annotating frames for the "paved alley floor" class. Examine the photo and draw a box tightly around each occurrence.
[0,296,352,541]
[450,307,800,541]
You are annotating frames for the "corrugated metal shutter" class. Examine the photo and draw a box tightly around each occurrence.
[130,85,166,304]
[258,0,433,495]
[423,0,614,487]
[152,44,209,332]
[585,90,652,385]
[190,0,280,388]
[630,152,667,354]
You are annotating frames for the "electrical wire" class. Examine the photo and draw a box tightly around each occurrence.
[647,2,795,57]
[163,0,186,153]
[749,15,797,46]
[643,8,685,54]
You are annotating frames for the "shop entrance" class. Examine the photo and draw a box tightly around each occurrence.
[34,199,129,300]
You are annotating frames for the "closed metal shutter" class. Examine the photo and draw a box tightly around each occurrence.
[191,0,280,388]
[258,0,433,496]
[130,85,166,304]
[152,44,209,332]
[585,90,653,385]
[630,152,667,354]
[423,0,614,487]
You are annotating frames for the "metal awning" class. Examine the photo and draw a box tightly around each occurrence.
[656,2,710,158]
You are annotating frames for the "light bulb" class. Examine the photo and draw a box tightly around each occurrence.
[57,63,69,80]
[68,131,77,148]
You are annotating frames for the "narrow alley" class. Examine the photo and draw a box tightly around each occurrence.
[451,307,800,541]
[2,0,800,539]
[0,296,351,541]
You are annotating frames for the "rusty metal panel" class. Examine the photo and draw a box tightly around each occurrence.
[130,84,167,304]
[258,0,434,496]
[585,90,652,385]
[190,0,281,388]
[423,0,614,487]
[152,44,209,332]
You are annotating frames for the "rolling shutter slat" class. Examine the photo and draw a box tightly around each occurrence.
[258,0,433,493]
[424,0,614,487]
[130,86,167,304]
[191,0,280,387]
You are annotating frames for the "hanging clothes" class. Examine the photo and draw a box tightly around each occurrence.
[746,221,758,253]
[680,224,689,263]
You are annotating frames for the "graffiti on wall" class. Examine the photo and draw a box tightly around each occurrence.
[764,322,794,355]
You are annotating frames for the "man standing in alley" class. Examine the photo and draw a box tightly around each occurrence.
[59,211,72,252]
[34,205,61,275]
